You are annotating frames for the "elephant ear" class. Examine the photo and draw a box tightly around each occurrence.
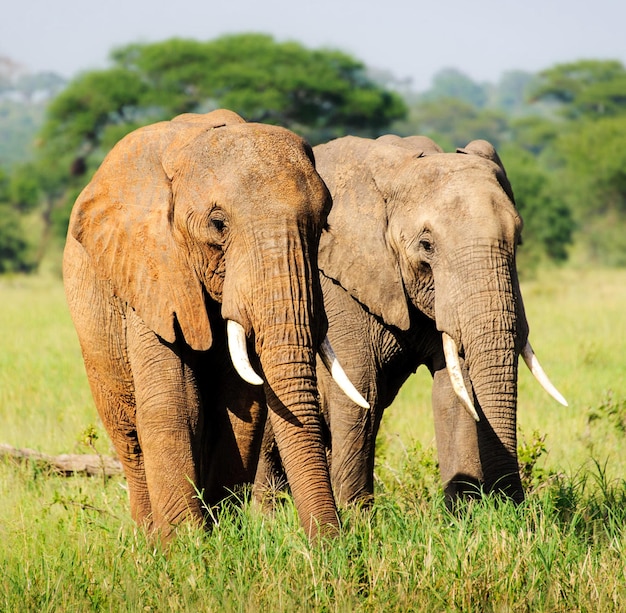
[315,137,418,331]
[457,139,515,203]
[69,110,245,350]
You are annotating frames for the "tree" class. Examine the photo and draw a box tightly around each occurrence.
[0,203,34,273]
[421,68,488,108]
[490,70,537,115]
[41,68,150,163]
[508,115,561,156]
[394,97,509,148]
[530,59,626,119]
[499,144,574,271]
[527,60,626,265]
[41,34,406,164]
[553,116,626,265]
[33,34,406,249]
[0,168,35,272]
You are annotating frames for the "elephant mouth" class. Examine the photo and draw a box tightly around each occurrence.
[442,332,568,422]
[226,319,370,409]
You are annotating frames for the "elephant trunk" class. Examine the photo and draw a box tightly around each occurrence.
[261,351,339,537]
[440,242,526,502]
[462,311,523,501]
[224,223,339,538]
[255,288,339,538]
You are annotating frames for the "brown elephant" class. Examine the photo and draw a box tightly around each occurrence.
[255,134,566,508]
[63,109,366,540]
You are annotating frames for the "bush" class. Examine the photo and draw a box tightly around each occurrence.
[0,202,36,273]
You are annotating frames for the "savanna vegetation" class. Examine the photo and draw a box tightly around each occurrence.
[2,268,626,610]
[1,33,626,611]
[1,36,625,274]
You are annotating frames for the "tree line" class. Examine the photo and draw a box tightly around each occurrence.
[1,33,625,274]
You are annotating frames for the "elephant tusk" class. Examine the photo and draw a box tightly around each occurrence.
[227,320,264,386]
[319,337,370,409]
[521,341,568,406]
[442,333,480,422]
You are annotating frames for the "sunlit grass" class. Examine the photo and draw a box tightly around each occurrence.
[3,458,626,611]
[0,274,102,454]
[2,266,626,610]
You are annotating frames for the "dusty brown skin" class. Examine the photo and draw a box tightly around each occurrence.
[256,134,529,506]
[64,110,338,539]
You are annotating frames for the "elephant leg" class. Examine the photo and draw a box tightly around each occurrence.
[431,365,484,504]
[316,275,379,506]
[96,396,151,525]
[330,401,376,506]
[125,309,204,537]
[202,362,267,505]
[318,368,377,506]
[64,249,153,525]
[252,416,287,511]
[82,359,152,526]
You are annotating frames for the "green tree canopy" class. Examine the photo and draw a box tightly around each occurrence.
[0,168,36,273]
[489,70,537,115]
[7,50,624,274]
[527,59,626,264]
[530,59,626,119]
[394,97,509,149]
[553,116,626,265]
[33,33,406,248]
[499,144,574,270]
[41,34,406,166]
[420,68,488,108]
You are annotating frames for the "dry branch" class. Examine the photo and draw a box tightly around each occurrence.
[0,443,123,477]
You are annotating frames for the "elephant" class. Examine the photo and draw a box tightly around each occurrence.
[254,134,567,508]
[63,109,367,540]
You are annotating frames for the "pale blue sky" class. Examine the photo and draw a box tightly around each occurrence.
[3,0,625,91]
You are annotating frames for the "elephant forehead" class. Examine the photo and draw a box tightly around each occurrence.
[415,154,501,185]
[172,139,330,225]
[392,156,520,232]
[190,127,320,186]
[400,157,508,209]
[174,128,329,218]
[195,123,310,167]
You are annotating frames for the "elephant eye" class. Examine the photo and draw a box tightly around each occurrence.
[207,211,229,245]
[211,217,226,233]
[419,237,434,255]
[209,212,228,236]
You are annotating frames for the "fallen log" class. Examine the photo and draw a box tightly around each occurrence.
[0,443,123,477]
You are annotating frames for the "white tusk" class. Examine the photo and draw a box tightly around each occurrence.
[227,320,264,386]
[521,341,568,406]
[319,337,370,409]
[442,333,480,422]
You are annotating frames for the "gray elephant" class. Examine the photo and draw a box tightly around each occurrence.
[255,134,566,507]
[63,109,366,540]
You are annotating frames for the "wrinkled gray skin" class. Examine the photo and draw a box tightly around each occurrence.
[255,134,529,507]
[64,110,339,540]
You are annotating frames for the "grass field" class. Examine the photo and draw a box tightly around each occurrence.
[1,266,626,611]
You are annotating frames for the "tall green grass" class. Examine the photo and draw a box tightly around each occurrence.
[0,275,98,453]
[2,267,626,611]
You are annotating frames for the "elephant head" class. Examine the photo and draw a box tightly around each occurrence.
[314,134,566,502]
[66,109,363,537]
